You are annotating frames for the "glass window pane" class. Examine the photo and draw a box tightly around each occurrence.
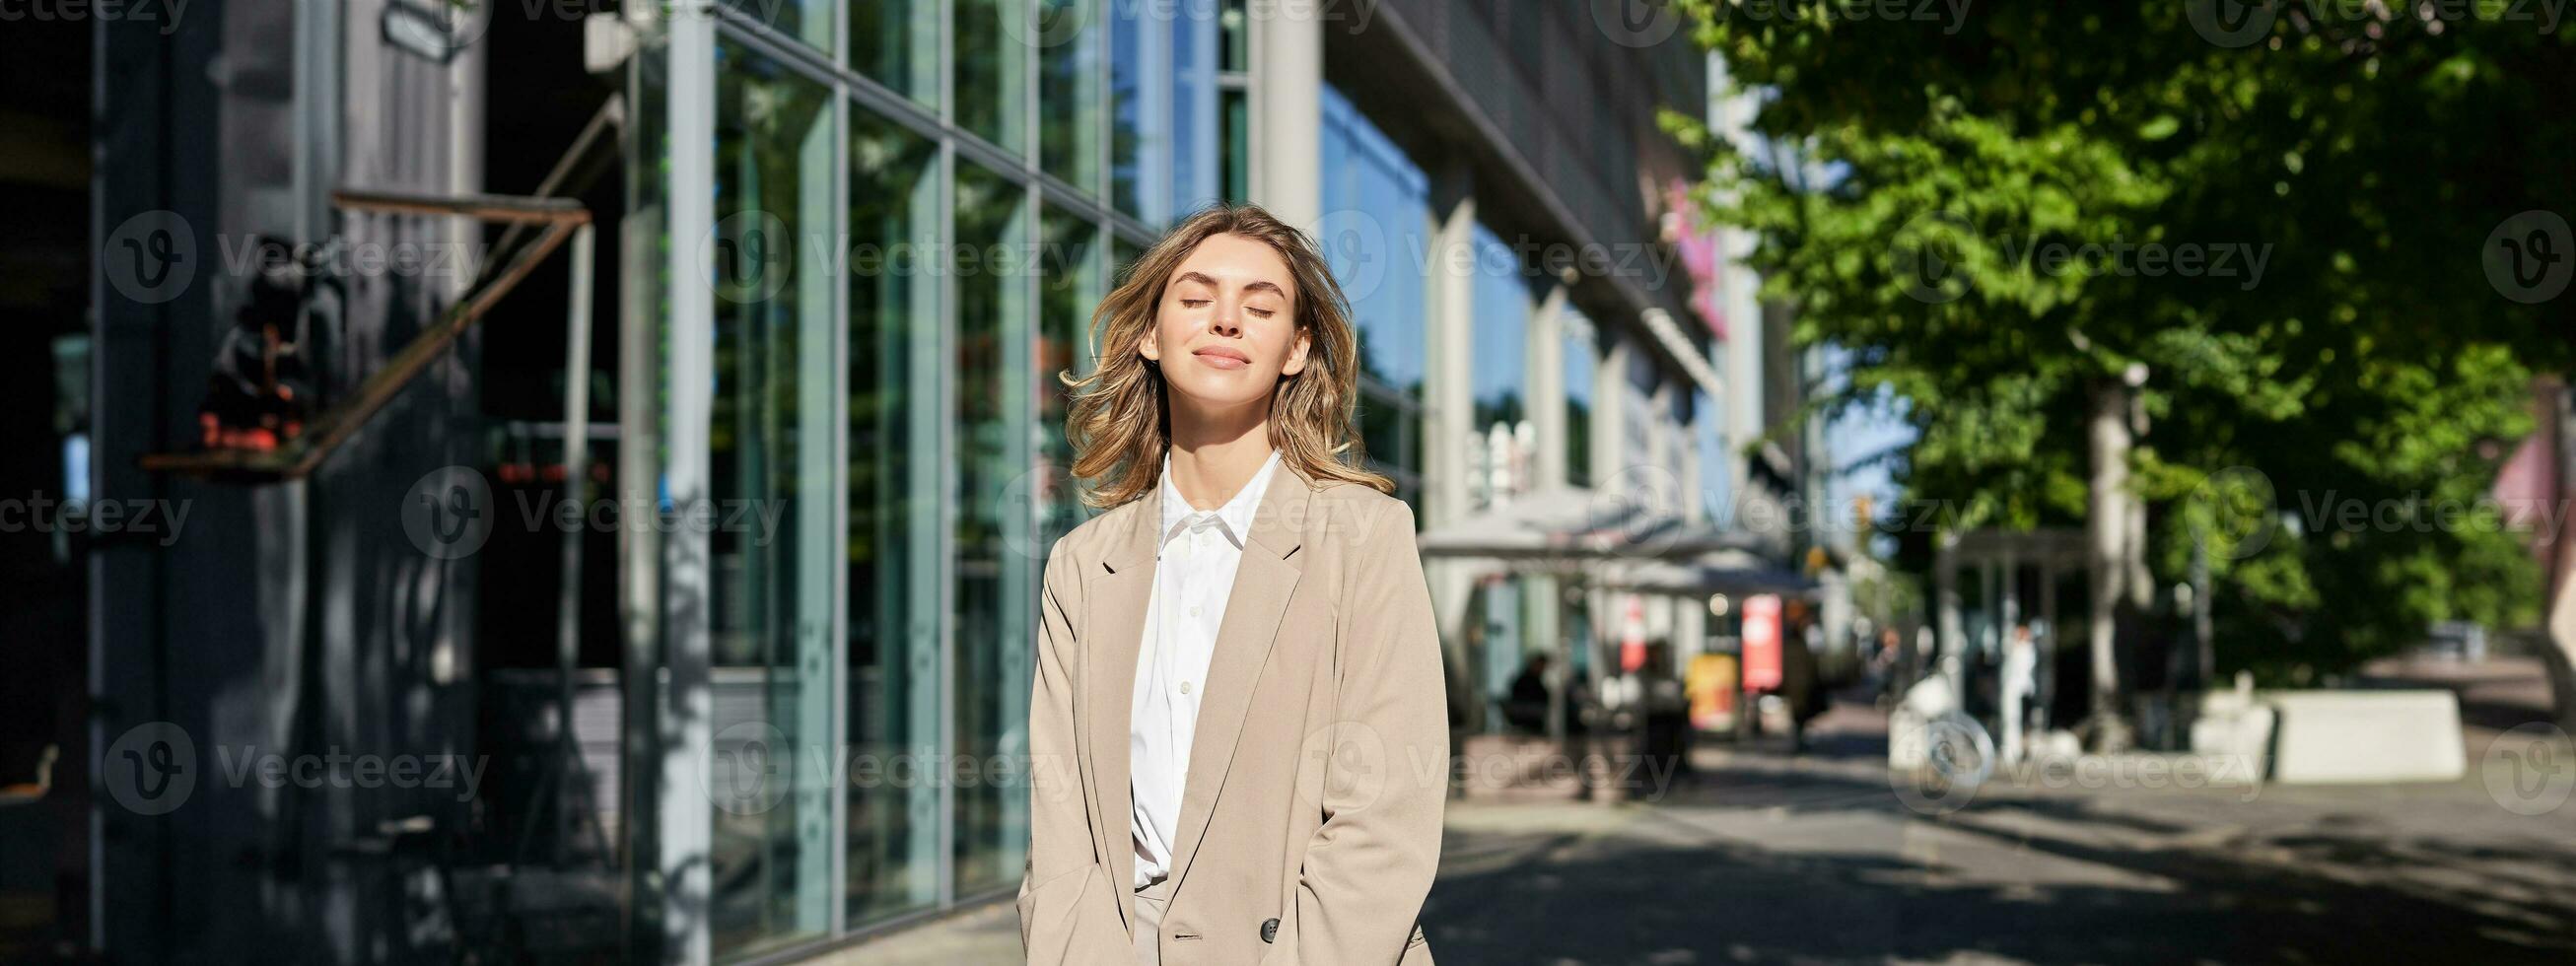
[707,38,834,959]
[1625,346,1657,476]
[955,0,1029,153]
[847,107,940,928]
[1696,386,1728,520]
[1038,0,1100,189]
[1321,84,1427,398]
[1170,1,1217,219]
[1220,86,1247,204]
[1112,236,1145,282]
[1470,224,1530,431]
[1039,207,1100,547]
[1563,309,1595,488]
[1469,225,1531,508]
[853,0,939,106]
[950,163,1031,896]
[1218,0,1248,72]
[726,0,833,52]
[1109,3,1146,217]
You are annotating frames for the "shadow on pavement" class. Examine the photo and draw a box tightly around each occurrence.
[1422,692,2576,965]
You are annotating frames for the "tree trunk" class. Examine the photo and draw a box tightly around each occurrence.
[2085,379,2134,750]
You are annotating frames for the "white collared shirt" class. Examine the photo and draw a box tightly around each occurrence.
[1129,447,1285,889]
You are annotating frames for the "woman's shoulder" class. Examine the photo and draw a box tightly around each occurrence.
[1046,498,1149,572]
[1299,479,1419,548]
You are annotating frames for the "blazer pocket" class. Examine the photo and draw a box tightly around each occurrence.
[1016,864,1100,955]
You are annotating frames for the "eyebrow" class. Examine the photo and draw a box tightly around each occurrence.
[1172,271,1288,302]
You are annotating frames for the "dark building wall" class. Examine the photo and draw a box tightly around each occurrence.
[1353,0,1706,261]
[1328,0,1711,361]
[94,3,485,961]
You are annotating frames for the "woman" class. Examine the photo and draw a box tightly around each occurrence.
[1018,205,1447,965]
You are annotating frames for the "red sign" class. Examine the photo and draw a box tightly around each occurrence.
[1741,594,1782,691]
[1619,595,1645,672]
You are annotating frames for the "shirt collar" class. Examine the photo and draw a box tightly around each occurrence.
[1157,448,1284,552]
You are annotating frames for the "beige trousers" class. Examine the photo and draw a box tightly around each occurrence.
[1130,875,1177,966]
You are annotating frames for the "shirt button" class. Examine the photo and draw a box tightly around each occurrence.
[1180,681,1192,695]
[1189,605,1202,617]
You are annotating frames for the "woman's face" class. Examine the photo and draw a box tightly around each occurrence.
[1138,232,1311,416]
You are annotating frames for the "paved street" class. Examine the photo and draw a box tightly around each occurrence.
[830,675,2576,965]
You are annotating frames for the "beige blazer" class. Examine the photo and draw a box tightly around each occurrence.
[1018,459,1448,965]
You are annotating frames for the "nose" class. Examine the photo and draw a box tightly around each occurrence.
[1210,300,1243,338]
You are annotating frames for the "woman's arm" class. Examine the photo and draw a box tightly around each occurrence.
[1019,548,1123,958]
[1277,498,1449,964]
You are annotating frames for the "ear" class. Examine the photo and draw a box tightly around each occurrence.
[1137,323,1160,365]
[1280,326,1313,377]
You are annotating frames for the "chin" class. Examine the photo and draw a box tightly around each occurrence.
[1166,378,1273,413]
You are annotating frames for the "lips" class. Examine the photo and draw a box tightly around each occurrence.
[1193,346,1251,370]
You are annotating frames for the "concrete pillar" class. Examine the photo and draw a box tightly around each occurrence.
[1425,163,1476,527]
[1531,285,1570,489]
[1594,333,1630,495]
[1648,379,1674,497]
[1248,4,1321,228]
[661,2,718,961]
[1424,161,1479,726]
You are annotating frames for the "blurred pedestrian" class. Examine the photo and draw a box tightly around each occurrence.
[1779,622,1822,754]
[1639,640,1692,783]
[2001,623,2037,763]
[1502,653,1553,734]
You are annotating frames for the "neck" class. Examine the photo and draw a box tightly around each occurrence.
[1166,401,1275,512]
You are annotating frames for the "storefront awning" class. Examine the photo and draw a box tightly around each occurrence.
[1600,550,1817,599]
[1416,487,1770,569]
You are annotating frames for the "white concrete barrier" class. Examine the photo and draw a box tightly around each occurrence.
[2265,690,2466,784]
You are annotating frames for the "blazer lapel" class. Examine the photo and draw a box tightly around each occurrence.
[1164,461,1315,888]
[1082,494,1162,932]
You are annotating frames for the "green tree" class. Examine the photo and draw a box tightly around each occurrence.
[1673,1,2564,701]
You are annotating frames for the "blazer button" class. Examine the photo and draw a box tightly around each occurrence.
[1260,918,1280,943]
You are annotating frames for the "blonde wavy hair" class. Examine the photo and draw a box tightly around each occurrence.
[1061,204,1394,509]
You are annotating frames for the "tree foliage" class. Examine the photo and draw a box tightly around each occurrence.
[1672,0,2571,678]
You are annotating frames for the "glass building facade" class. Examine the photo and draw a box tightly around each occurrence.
[1319,84,1430,504]
[647,2,1233,958]
[632,2,1720,957]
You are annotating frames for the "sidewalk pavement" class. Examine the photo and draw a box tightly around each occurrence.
[817,683,2576,965]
